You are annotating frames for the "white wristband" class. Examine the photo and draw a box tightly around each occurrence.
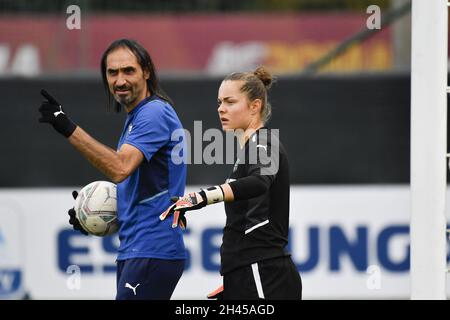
[203,186,224,205]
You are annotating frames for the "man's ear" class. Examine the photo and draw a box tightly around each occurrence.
[143,69,150,80]
[250,99,262,115]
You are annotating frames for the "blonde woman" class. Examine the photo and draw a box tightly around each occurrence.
[161,67,302,300]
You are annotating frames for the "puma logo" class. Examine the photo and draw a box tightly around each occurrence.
[53,106,65,117]
[125,282,140,296]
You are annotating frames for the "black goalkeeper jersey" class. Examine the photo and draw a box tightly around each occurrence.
[220,127,291,275]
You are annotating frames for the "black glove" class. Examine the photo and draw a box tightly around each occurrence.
[38,89,77,138]
[68,191,88,235]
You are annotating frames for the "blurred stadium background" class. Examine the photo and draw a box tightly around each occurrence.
[0,0,448,300]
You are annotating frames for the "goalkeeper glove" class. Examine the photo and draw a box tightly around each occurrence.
[207,284,224,300]
[68,191,88,236]
[38,89,77,138]
[159,186,224,229]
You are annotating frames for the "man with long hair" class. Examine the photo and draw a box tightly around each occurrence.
[38,39,187,300]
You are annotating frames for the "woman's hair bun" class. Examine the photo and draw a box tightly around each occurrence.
[253,66,274,89]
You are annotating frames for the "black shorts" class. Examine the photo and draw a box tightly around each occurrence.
[223,256,302,300]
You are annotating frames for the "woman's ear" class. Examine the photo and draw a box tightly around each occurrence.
[250,99,262,115]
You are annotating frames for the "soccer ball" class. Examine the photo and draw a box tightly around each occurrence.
[74,181,119,237]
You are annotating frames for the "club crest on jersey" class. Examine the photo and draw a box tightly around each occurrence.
[128,124,133,134]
